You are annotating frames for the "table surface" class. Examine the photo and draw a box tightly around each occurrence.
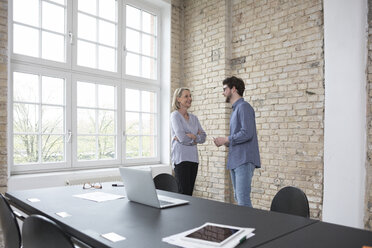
[7,183,317,248]
[258,220,372,248]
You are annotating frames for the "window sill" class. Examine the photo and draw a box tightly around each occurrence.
[8,164,172,191]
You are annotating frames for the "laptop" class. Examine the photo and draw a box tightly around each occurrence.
[119,167,189,209]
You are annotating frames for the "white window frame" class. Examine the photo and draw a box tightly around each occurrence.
[72,74,122,169]
[8,0,166,174]
[71,0,122,78]
[122,0,161,85]
[10,64,72,173]
[122,81,161,165]
[10,0,73,70]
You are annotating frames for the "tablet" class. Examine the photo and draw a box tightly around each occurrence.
[181,223,244,246]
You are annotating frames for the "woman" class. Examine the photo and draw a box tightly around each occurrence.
[170,87,206,196]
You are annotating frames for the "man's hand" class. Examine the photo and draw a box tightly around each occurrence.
[214,137,229,147]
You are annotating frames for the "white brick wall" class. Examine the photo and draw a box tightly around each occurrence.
[171,0,325,219]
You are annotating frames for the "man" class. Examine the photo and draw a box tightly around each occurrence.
[214,76,261,207]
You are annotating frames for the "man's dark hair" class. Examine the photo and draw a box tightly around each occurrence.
[223,76,245,96]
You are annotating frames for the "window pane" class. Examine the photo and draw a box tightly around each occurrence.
[126,52,140,77]
[98,46,116,72]
[13,103,38,133]
[126,5,140,30]
[42,106,64,133]
[125,89,140,111]
[98,136,115,159]
[142,34,156,57]
[142,136,155,157]
[141,91,156,113]
[126,136,139,158]
[126,29,140,53]
[98,110,115,134]
[142,56,156,79]
[77,81,95,107]
[78,0,96,15]
[99,20,116,47]
[142,11,157,35]
[77,109,95,134]
[14,135,39,164]
[42,1,65,33]
[78,13,97,42]
[42,76,64,105]
[13,24,39,57]
[42,135,64,162]
[142,113,155,135]
[99,0,116,22]
[98,85,115,109]
[77,136,96,160]
[77,40,96,68]
[125,112,139,135]
[13,72,39,103]
[13,0,39,27]
[42,32,65,62]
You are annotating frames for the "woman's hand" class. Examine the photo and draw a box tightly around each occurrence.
[186,133,197,140]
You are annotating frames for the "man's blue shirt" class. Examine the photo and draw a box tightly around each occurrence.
[227,98,261,170]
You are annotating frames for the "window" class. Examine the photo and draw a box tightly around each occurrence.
[76,81,117,161]
[77,0,118,71]
[10,0,167,174]
[125,5,157,79]
[13,0,66,62]
[125,89,157,158]
[13,72,66,165]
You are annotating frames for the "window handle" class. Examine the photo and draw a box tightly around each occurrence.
[68,32,73,45]
[66,130,72,143]
[123,45,127,56]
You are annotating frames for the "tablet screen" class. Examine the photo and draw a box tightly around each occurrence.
[185,225,240,244]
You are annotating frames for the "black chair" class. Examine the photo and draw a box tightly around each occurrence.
[0,193,22,248]
[153,173,179,193]
[22,215,75,248]
[270,186,310,218]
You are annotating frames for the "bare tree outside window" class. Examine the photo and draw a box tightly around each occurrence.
[13,72,65,165]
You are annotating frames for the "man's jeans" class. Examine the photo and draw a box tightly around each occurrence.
[230,162,255,207]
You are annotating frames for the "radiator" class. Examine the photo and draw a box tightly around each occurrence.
[65,175,122,186]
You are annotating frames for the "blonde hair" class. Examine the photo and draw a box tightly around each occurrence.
[172,87,190,111]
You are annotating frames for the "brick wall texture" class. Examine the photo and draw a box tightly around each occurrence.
[171,0,325,219]
[366,0,372,230]
[0,0,6,246]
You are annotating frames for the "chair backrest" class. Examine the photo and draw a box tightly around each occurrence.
[153,173,179,193]
[0,193,22,248]
[22,215,74,248]
[270,186,310,218]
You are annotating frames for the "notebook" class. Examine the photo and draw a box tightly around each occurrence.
[119,167,189,209]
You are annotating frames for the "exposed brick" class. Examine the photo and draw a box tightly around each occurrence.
[171,0,325,220]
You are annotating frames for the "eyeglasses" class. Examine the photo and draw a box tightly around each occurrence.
[83,182,102,189]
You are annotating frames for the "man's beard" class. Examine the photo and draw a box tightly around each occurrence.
[225,93,232,103]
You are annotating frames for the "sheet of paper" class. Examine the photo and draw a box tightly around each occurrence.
[56,212,71,218]
[73,192,125,202]
[101,232,126,242]
[27,198,40,202]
